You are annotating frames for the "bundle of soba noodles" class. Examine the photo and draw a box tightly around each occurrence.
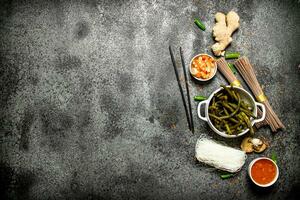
[195,138,246,173]
[216,58,267,128]
[234,57,285,132]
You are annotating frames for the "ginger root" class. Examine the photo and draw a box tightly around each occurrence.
[211,11,240,56]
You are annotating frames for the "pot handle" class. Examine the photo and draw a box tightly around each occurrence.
[253,102,266,124]
[197,100,208,122]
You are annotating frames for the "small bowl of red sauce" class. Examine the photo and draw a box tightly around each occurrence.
[189,54,217,81]
[248,157,279,187]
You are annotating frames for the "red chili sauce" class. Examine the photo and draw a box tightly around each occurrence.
[251,159,277,185]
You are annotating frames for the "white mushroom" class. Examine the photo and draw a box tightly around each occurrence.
[241,137,268,153]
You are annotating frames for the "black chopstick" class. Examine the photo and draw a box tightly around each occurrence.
[180,47,194,133]
[169,46,192,132]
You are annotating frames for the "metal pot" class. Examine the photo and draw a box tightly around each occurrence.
[197,86,266,138]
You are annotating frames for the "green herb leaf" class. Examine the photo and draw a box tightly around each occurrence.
[271,151,277,163]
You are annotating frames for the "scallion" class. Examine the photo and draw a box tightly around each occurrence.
[220,173,234,179]
[194,18,206,31]
[194,95,207,101]
[228,63,237,74]
[225,52,240,59]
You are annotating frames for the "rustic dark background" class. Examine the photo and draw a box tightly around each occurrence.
[0,0,299,199]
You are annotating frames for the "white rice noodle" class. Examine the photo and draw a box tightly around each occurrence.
[195,138,247,173]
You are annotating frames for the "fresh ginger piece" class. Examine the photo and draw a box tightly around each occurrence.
[212,11,240,56]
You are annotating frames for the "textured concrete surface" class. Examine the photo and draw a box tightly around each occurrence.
[0,0,299,199]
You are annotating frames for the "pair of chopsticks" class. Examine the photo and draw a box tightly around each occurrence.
[169,46,194,133]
